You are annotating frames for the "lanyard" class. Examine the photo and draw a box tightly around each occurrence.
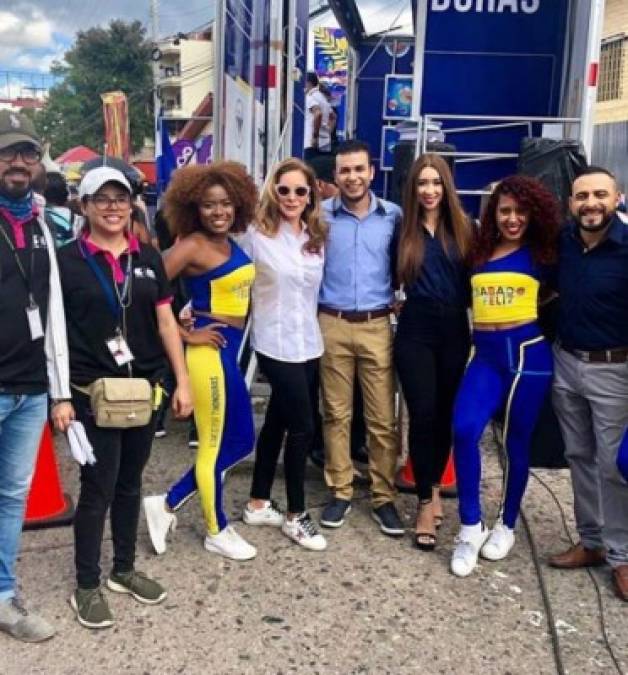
[0,218,36,306]
[78,240,133,328]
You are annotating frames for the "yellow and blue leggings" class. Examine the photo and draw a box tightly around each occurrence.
[453,323,553,529]
[166,325,254,535]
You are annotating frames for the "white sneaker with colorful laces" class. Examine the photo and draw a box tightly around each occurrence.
[282,512,327,551]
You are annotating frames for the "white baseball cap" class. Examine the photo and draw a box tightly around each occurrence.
[79,167,131,199]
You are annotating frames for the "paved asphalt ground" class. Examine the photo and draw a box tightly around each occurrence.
[3,419,627,675]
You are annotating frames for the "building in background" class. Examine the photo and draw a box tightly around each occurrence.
[151,29,214,179]
[593,0,628,191]
[156,30,213,129]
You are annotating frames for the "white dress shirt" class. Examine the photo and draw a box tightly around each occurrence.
[240,222,324,362]
[304,87,332,151]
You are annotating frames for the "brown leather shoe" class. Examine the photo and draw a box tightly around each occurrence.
[612,565,628,601]
[548,542,606,569]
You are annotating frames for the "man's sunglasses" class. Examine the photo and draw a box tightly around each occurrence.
[276,185,310,198]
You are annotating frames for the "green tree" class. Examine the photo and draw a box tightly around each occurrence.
[37,20,153,157]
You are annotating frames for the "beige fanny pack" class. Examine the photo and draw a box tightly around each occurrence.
[73,377,153,429]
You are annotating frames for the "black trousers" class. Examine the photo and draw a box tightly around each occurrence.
[73,391,156,589]
[251,353,318,513]
[394,300,470,501]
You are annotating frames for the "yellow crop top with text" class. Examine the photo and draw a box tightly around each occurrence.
[471,247,541,324]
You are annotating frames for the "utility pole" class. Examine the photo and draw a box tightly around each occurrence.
[150,0,161,159]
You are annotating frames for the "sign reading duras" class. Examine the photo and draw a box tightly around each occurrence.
[431,0,540,12]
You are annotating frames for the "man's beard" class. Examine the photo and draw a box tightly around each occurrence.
[0,171,33,200]
[576,207,613,234]
[341,187,368,204]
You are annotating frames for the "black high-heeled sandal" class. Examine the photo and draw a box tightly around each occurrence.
[433,487,443,530]
[415,500,437,551]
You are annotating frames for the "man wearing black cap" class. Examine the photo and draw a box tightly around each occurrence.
[0,110,72,642]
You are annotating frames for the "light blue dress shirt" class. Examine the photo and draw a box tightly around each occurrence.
[319,192,401,311]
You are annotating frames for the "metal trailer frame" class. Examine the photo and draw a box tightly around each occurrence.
[323,0,606,202]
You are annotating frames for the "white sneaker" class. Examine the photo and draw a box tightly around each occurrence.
[451,523,490,577]
[481,521,515,561]
[243,500,283,527]
[282,512,327,551]
[204,525,257,561]
[143,495,176,555]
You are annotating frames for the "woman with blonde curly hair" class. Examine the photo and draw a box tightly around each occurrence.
[143,161,260,561]
[241,158,329,551]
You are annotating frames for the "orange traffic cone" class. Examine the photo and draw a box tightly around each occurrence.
[23,424,74,530]
[395,450,458,498]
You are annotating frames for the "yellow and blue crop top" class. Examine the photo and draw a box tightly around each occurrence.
[184,239,255,327]
[471,246,540,324]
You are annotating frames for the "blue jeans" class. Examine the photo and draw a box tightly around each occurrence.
[0,393,48,600]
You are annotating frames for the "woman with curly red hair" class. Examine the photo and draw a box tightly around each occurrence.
[143,161,260,561]
[450,175,560,577]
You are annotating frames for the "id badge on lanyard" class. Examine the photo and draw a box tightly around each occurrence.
[80,240,135,367]
[106,328,134,366]
[26,295,44,340]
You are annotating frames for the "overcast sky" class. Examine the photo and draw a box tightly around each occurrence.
[0,0,215,94]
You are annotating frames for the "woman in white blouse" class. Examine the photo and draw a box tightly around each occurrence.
[241,158,328,551]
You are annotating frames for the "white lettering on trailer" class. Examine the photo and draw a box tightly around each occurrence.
[431,0,540,13]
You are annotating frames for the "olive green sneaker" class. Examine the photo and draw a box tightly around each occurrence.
[106,570,167,605]
[70,588,114,629]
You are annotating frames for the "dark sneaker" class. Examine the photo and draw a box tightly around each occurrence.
[70,588,113,630]
[188,424,199,449]
[154,423,167,438]
[320,498,351,528]
[372,502,405,536]
[0,597,55,642]
[107,570,167,605]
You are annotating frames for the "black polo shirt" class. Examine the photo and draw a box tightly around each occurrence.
[57,236,172,386]
[0,211,50,394]
[557,214,628,351]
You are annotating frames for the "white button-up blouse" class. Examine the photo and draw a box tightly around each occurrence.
[240,222,324,363]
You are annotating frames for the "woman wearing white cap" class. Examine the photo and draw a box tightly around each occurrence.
[54,167,192,630]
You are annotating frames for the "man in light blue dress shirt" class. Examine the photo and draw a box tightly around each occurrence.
[318,139,404,536]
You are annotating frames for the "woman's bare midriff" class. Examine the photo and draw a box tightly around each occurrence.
[473,319,533,331]
[193,310,245,330]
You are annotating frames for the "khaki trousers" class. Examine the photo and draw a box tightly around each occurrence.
[319,313,397,506]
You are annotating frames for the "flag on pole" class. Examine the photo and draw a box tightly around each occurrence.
[156,113,176,196]
[101,91,130,161]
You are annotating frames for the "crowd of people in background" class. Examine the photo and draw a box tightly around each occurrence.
[0,106,627,643]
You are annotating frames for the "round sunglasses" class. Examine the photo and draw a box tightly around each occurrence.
[276,184,310,198]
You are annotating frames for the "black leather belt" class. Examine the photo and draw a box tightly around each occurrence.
[561,345,628,364]
[318,306,391,323]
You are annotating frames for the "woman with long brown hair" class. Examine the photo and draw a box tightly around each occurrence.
[241,158,329,551]
[450,175,560,577]
[394,153,474,551]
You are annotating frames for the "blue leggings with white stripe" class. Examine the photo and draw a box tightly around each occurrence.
[453,323,553,529]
